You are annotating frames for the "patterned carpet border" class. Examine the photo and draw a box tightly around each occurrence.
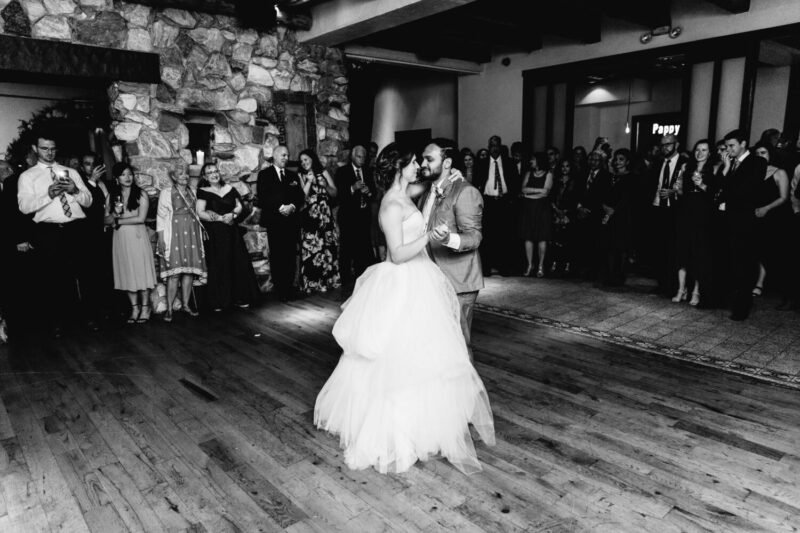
[475,303,800,391]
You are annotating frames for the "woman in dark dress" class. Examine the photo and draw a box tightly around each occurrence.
[752,142,791,300]
[598,149,634,286]
[519,152,553,277]
[196,163,260,312]
[297,149,340,294]
[673,140,716,307]
[550,159,579,276]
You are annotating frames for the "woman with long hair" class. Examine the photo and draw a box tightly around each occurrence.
[156,169,207,321]
[673,140,716,306]
[519,152,553,277]
[297,148,341,293]
[315,142,494,475]
[550,159,579,276]
[110,163,157,323]
[197,163,259,311]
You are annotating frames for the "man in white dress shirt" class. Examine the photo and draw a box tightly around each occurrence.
[18,132,92,336]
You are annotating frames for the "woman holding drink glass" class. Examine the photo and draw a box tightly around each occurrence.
[110,163,157,323]
[673,140,716,306]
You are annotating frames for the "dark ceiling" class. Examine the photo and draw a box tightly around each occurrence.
[347,0,752,64]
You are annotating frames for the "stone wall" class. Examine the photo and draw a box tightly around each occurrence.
[0,0,351,188]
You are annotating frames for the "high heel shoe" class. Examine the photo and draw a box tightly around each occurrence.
[671,289,687,303]
[126,304,141,324]
[182,306,199,317]
[689,291,700,307]
[536,268,545,278]
[137,304,151,323]
[523,265,533,277]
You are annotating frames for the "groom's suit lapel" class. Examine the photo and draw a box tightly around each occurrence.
[426,179,456,232]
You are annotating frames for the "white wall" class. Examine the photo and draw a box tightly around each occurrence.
[573,77,683,151]
[751,65,791,141]
[458,0,800,151]
[0,83,95,158]
[371,71,457,150]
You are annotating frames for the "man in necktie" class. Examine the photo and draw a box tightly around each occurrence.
[647,133,686,296]
[17,131,92,337]
[475,135,521,276]
[334,145,376,285]
[719,129,766,320]
[257,145,304,302]
[575,150,610,279]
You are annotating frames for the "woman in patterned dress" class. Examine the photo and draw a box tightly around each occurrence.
[298,149,340,293]
[156,170,207,321]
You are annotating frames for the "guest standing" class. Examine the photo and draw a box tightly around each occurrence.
[157,170,207,320]
[673,140,715,306]
[519,153,552,277]
[79,153,112,327]
[550,159,579,276]
[461,148,475,184]
[334,145,375,284]
[598,149,635,286]
[718,130,767,321]
[646,134,687,295]
[111,163,157,323]
[751,142,791,301]
[257,145,304,301]
[575,151,610,279]
[17,132,92,337]
[474,135,521,276]
[197,163,259,311]
[297,149,341,293]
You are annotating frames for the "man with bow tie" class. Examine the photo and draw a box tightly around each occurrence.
[419,138,484,359]
[17,132,92,337]
[257,145,304,302]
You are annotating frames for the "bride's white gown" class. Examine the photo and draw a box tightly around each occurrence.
[314,209,495,474]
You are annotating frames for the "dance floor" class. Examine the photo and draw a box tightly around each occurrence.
[1,293,799,532]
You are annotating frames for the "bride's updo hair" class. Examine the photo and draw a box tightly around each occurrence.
[375,142,416,188]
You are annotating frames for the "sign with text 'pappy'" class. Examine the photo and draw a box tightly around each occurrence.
[652,122,681,136]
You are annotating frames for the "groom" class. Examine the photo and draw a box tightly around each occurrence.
[419,138,484,359]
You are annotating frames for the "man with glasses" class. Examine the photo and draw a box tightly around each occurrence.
[647,133,686,296]
[17,133,92,337]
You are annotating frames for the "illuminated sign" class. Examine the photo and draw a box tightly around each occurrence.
[652,122,681,136]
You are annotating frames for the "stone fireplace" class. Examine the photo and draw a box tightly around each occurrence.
[1,0,351,187]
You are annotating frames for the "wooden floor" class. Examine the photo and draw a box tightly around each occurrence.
[1,294,799,533]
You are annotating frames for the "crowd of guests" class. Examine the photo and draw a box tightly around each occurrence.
[458,129,800,321]
[1,124,798,340]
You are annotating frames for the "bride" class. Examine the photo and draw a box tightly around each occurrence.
[314,142,495,475]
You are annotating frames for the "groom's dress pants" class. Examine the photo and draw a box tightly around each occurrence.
[457,291,478,362]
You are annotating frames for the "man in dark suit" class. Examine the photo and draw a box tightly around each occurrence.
[334,145,375,284]
[575,150,611,279]
[257,145,304,301]
[474,135,520,276]
[718,129,767,320]
[646,133,688,295]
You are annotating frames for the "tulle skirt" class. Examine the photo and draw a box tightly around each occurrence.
[314,255,495,474]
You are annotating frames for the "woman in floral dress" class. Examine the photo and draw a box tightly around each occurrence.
[156,170,207,320]
[298,149,340,293]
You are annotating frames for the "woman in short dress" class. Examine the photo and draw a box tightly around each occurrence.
[519,152,553,277]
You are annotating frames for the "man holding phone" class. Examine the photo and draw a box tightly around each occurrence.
[18,132,92,337]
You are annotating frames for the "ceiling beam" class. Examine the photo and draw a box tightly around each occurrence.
[704,0,750,13]
[297,0,477,46]
[344,44,482,74]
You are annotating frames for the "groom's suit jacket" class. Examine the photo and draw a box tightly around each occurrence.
[418,177,484,294]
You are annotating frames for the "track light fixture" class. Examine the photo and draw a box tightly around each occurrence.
[640,25,682,45]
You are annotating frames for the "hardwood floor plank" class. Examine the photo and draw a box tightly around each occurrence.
[2,293,800,531]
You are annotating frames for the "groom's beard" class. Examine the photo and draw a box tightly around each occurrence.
[418,168,442,183]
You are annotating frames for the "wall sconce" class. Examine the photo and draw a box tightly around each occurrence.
[640,25,682,45]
